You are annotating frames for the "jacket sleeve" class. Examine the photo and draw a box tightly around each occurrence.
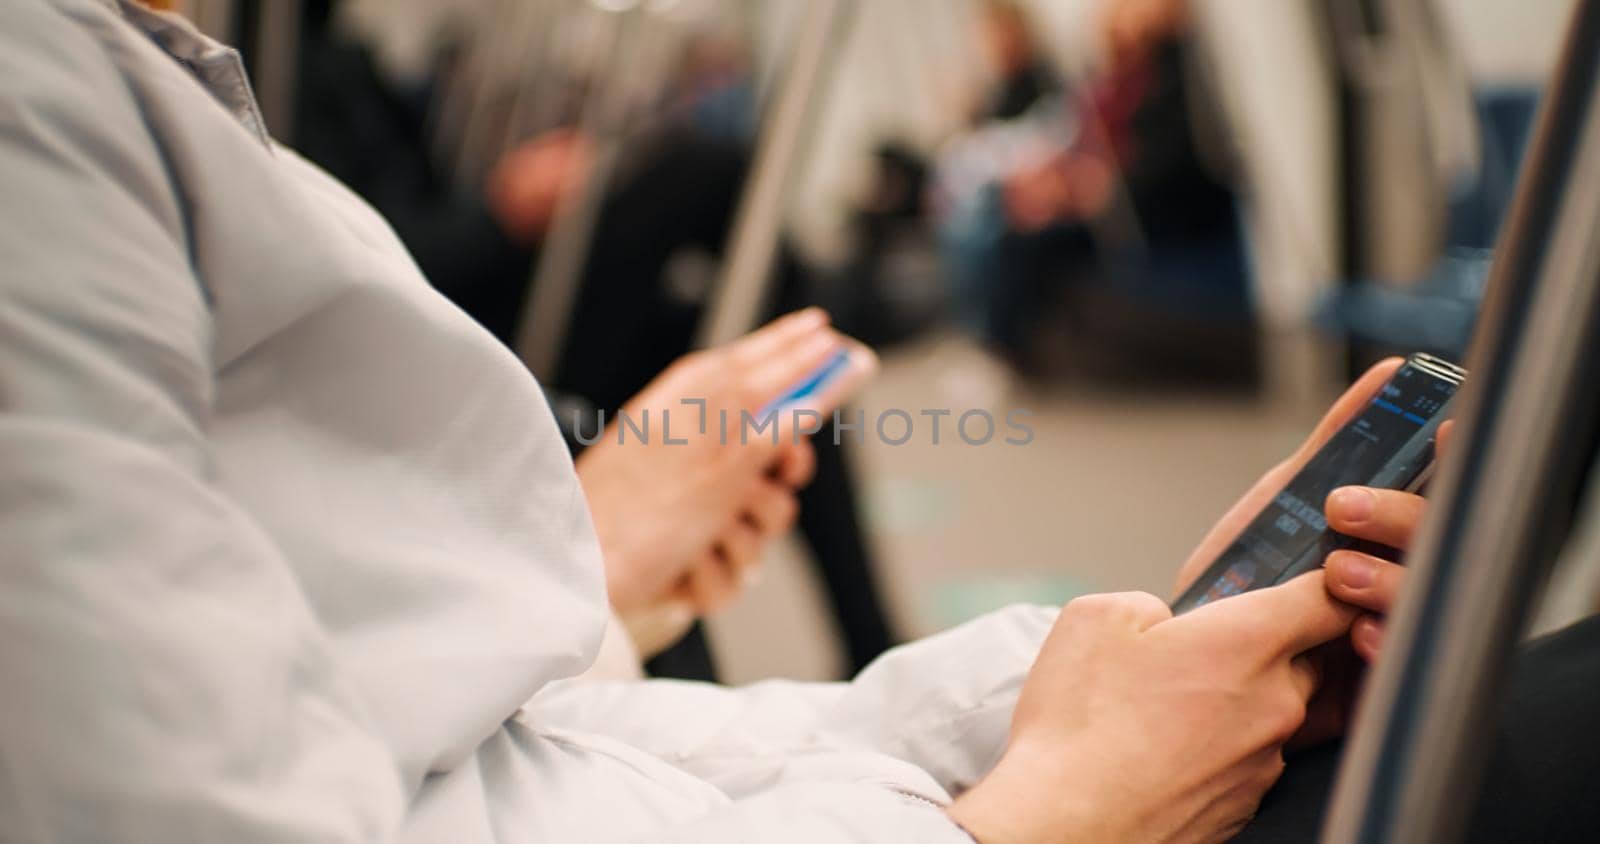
[608,783,978,844]
[534,604,1058,801]
[0,3,405,840]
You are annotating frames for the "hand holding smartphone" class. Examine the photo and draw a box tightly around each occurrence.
[1171,354,1466,614]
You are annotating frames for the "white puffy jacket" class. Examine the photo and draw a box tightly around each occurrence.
[0,1,1057,841]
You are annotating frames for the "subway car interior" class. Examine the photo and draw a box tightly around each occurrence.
[3,0,1599,841]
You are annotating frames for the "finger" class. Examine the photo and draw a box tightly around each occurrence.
[1325,486,1427,550]
[1229,571,1360,657]
[1351,614,1385,662]
[717,522,764,580]
[744,330,847,409]
[1062,591,1172,636]
[1289,653,1321,701]
[1122,591,1174,632]
[784,338,879,419]
[771,439,816,488]
[1323,550,1405,615]
[681,551,742,614]
[727,307,831,365]
[1294,358,1407,462]
[741,481,799,537]
[1436,419,1455,463]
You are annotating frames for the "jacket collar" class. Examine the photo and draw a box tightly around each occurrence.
[112,0,273,147]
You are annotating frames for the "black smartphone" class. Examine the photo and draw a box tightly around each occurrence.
[1171,353,1467,614]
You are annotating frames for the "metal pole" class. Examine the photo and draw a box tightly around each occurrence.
[187,0,237,42]
[694,0,856,348]
[496,0,567,159]
[1321,3,1600,842]
[250,0,303,139]
[515,3,645,380]
[455,0,513,189]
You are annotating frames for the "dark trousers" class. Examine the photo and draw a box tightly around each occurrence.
[1237,613,1600,842]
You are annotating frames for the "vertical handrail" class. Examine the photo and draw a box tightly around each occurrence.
[1321,3,1600,842]
[694,0,856,348]
[452,0,550,191]
[188,0,237,42]
[250,0,303,139]
[495,0,567,157]
[515,2,644,380]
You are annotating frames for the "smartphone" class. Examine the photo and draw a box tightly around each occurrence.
[1170,353,1467,614]
[759,349,856,417]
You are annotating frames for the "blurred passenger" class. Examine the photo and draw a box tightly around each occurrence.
[662,29,760,143]
[825,0,1062,350]
[937,0,1252,383]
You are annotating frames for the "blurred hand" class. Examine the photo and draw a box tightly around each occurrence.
[1003,153,1114,232]
[486,128,592,243]
[1003,156,1074,232]
[574,309,876,652]
[950,574,1357,844]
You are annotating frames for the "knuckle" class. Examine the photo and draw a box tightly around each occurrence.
[717,537,748,569]
[687,574,721,614]
[669,350,709,377]
[1063,592,1119,619]
[1255,754,1288,792]
[1063,592,1167,627]
[1125,591,1171,621]
[732,524,764,558]
[1269,695,1308,741]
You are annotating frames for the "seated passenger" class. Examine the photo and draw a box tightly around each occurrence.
[937,0,1252,381]
[2,3,1595,843]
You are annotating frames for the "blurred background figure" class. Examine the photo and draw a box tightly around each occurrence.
[934,0,1251,384]
[202,0,1583,684]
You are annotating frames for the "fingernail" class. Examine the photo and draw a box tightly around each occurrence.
[1354,616,1384,656]
[803,334,840,361]
[794,307,827,327]
[1329,487,1376,523]
[1332,552,1376,589]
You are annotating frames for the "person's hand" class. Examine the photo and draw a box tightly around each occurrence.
[1002,151,1115,232]
[949,573,1358,844]
[485,128,592,243]
[1322,420,1454,662]
[1171,358,1406,596]
[1003,155,1075,232]
[1169,358,1448,748]
[574,309,876,642]
[1167,359,1398,750]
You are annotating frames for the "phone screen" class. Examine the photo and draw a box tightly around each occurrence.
[1171,356,1465,613]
